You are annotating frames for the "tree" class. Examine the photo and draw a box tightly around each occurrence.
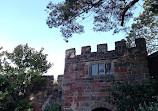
[0,73,33,111]
[126,0,158,54]
[4,44,52,95]
[5,44,52,74]
[46,0,158,41]
[0,45,52,111]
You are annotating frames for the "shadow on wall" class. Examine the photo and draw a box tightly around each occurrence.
[92,107,111,111]
[148,51,158,80]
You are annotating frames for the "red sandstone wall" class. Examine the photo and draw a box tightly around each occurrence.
[62,38,149,111]
[29,76,62,111]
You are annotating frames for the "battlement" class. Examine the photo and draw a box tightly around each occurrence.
[65,38,147,63]
[115,39,126,50]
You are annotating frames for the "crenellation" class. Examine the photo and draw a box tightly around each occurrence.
[135,38,146,49]
[65,48,76,59]
[97,43,108,53]
[81,46,91,55]
[115,39,127,50]
[65,39,148,64]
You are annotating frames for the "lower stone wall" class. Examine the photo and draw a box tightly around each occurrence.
[62,75,118,111]
[62,50,150,111]
[28,76,62,111]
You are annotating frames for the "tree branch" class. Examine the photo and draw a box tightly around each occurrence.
[121,0,139,26]
[69,0,103,21]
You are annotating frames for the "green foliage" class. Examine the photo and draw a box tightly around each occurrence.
[29,75,47,93]
[46,0,139,40]
[0,72,46,111]
[46,0,158,49]
[107,79,158,111]
[14,99,33,111]
[46,0,158,41]
[135,97,158,111]
[0,44,52,111]
[0,73,33,111]
[1,44,52,95]
[44,103,61,111]
[31,75,46,84]
[126,0,158,54]
[5,44,52,74]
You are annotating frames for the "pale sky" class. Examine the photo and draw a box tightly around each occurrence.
[0,0,143,79]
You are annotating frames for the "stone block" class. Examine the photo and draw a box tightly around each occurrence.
[97,43,108,53]
[66,48,76,59]
[135,38,147,52]
[81,46,91,55]
[115,39,126,50]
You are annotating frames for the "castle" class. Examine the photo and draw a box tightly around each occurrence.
[59,38,149,111]
[31,38,151,111]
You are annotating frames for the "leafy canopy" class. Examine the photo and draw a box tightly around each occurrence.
[0,73,33,111]
[46,0,158,43]
[126,0,158,54]
[5,44,52,74]
[0,45,52,111]
[46,0,141,40]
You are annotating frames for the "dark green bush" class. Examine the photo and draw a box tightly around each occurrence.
[44,103,61,111]
[0,74,33,111]
[135,96,158,111]
[107,79,158,111]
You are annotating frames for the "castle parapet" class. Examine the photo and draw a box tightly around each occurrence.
[65,38,147,63]
[65,48,76,59]
[135,38,146,50]
[115,39,126,50]
[81,46,91,55]
[97,43,108,53]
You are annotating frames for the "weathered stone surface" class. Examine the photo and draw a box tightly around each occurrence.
[97,43,108,53]
[66,48,76,59]
[81,46,91,55]
[27,38,150,111]
[61,38,150,111]
[29,76,62,111]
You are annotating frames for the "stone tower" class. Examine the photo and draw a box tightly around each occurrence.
[61,38,149,111]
